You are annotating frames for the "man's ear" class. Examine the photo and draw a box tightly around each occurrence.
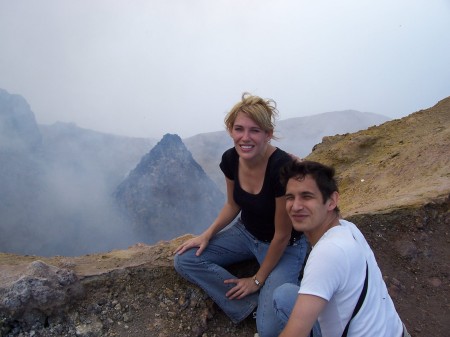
[327,191,339,211]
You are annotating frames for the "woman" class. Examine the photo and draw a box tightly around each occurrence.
[174,93,308,337]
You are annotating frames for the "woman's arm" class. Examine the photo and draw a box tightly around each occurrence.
[252,195,292,284]
[224,196,292,299]
[174,177,240,255]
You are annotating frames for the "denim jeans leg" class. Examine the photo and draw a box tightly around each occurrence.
[254,235,309,337]
[174,221,258,323]
[273,283,322,337]
[273,283,300,323]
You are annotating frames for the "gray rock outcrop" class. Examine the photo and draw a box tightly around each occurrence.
[0,260,83,329]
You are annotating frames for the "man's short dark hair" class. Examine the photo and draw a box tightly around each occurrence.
[280,160,340,212]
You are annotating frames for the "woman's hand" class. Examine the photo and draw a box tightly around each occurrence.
[174,233,210,256]
[224,277,260,299]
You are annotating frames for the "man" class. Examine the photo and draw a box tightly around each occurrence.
[274,161,410,337]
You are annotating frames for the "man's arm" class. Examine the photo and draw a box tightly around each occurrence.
[279,294,327,337]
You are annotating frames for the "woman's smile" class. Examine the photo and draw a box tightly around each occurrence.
[239,144,255,151]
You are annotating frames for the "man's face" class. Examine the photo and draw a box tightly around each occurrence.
[285,175,335,234]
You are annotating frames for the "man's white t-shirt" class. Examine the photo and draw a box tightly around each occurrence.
[299,219,403,337]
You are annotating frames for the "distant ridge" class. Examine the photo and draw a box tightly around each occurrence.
[39,121,156,189]
[0,88,42,151]
[275,109,390,155]
[185,109,390,192]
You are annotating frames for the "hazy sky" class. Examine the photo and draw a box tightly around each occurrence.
[1,0,449,139]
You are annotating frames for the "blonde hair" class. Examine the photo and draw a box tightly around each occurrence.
[224,93,279,139]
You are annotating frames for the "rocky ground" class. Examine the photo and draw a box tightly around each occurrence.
[0,239,260,337]
[1,97,449,337]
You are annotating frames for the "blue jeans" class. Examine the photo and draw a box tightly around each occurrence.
[273,283,322,337]
[174,219,308,337]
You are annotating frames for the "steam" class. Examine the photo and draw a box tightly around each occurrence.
[0,117,152,256]
[0,148,141,257]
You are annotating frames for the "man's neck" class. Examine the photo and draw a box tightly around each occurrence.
[307,212,340,246]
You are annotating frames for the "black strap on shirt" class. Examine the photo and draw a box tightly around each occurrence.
[341,261,369,337]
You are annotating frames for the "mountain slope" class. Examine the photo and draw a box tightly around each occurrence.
[0,90,144,256]
[114,134,225,243]
[307,98,450,216]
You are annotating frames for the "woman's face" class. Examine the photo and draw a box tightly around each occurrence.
[230,112,272,160]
